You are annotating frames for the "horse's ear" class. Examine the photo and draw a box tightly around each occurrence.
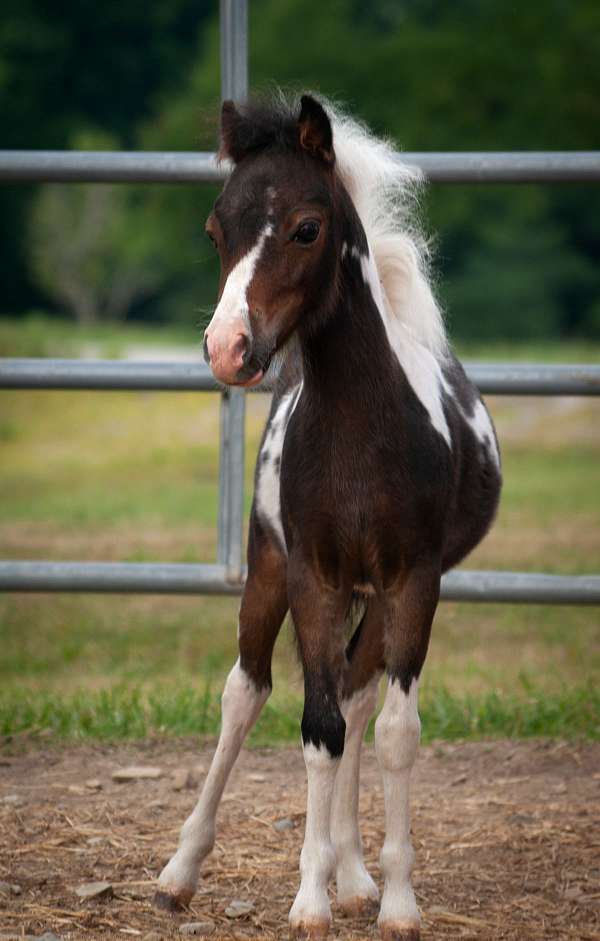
[298,95,334,165]
[219,99,247,163]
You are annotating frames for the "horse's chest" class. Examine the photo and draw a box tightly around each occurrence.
[255,385,302,551]
[254,384,446,556]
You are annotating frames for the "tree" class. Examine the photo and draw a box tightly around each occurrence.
[30,132,167,324]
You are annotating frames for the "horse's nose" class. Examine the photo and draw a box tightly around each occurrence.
[205,327,252,383]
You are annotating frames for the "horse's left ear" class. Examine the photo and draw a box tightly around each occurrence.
[298,95,334,165]
[219,99,246,163]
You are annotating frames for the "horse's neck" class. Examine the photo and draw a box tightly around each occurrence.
[298,264,396,400]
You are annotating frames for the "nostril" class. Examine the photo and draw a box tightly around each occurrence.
[231,332,250,368]
[203,333,210,364]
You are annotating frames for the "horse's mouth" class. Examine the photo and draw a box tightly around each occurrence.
[234,369,264,388]
[233,349,275,388]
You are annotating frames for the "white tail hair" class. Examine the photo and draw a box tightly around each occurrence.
[324,99,448,359]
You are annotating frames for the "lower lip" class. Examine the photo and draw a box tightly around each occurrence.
[238,370,264,388]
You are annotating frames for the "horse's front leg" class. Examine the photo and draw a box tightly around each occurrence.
[375,564,439,941]
[154,528,287,911]
[331,602,384,915]
[287,563,350,939]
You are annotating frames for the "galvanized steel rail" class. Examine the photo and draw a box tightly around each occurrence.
[1,150,600,185]
[1,0,599,605]
[1,561,599,605]
[2,359,600,396]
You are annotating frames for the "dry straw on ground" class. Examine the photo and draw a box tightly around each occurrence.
[1,739,599,940]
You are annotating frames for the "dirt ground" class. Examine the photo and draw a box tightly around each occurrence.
[1,739,599,941]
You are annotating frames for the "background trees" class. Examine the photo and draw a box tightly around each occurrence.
[1,0,599,341]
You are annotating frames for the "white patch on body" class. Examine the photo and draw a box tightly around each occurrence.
[468,398,500,468]
[329,102,448,359]
[208,223,273,334]
[374,677,421,934]
[358,249,452,447]
[255,383,302,552]
[289,742,339,933]
[441,374,501,469]
[331,676,381,909]
[157,659,269,899]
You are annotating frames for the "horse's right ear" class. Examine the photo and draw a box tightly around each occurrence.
[219,100,245,163]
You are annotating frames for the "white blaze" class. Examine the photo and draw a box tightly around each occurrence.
[208,223,273,335]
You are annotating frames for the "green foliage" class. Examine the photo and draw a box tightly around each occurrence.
[29,132,168,324]
[2,0,600,335]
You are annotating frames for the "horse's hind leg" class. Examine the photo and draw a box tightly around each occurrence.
[331,600,384,916]
[375,564,439,941]
[154,526,288,911]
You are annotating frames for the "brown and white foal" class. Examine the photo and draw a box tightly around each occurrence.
[155,95,501,940]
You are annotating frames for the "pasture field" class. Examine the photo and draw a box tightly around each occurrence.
[0,318,599,742]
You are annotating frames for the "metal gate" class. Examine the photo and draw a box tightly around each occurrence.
[1,0,599,605]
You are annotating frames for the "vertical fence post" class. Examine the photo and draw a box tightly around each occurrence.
[216,0,248,582]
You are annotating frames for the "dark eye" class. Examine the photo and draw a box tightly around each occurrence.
[293,220,320,244]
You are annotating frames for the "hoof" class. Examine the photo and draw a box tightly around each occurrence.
[379,921,420,941]
[338,895,380,917]
[289,918,330,939]
[153,887,193,912]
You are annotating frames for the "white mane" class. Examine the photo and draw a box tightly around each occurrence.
[325,100,448,360]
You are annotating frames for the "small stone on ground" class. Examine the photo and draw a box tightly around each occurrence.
[75,880,114,900]
[224,899,254,918]
[171,768,194,790]
[179,922,215,936]
[112,766,162,782]
[0,881,22,895]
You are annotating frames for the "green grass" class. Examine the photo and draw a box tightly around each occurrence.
[0,317,599,742]
[1,681,597,744]
[0,312,198,358]
[1,312,599,362]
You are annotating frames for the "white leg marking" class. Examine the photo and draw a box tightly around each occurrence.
[157,659,269,900]
[375,677,421,936]
[289,743,339,936]
[331,676,381,913]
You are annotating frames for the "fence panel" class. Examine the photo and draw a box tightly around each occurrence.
[1,0,598,605]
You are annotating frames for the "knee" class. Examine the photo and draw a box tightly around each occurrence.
[374,679,420,771]
[302,698,346,759]
[238,626,273,691]
[342,675,380,728]
[221,660,269,725]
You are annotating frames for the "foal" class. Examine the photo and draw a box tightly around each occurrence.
[155,94,501,940]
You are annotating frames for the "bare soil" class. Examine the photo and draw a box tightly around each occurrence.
[1,739,599,941]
